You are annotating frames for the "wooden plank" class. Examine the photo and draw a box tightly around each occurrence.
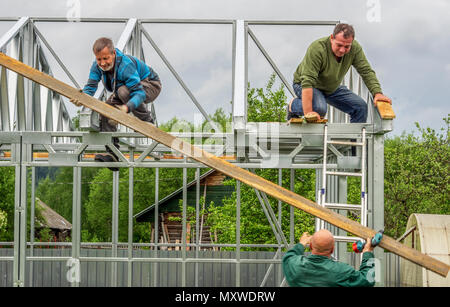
[0,51,448,278]
[288,117,328,125]
[376,101,396,119]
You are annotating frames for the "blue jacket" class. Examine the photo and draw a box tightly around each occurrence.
[83,48,159,111]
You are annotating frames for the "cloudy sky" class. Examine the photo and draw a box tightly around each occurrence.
[1,0,449,136]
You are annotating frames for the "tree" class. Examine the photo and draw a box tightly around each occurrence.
[36,166,100,226]
[0,167,15,241]
[206,169,316,251]
[384,116,450,238]
[203,74,316,250]
[247,73,287,122]
[82,166,202,242]
[0,210,7,234]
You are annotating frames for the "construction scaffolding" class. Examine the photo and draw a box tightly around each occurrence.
[0,17,425,287]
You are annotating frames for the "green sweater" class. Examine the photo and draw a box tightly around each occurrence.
[282,243,376,287]
[293,36,382,96]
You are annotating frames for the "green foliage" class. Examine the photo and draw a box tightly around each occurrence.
[38,228,53,242]
[247,73,287,122]
[81,167,200,242]
[0,210,7,233]
[384,116,450,238]
[36,167,99,224]
[206,169,316,251]
[0,167,15,241]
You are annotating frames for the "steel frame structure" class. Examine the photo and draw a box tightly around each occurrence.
[0,17,393,287]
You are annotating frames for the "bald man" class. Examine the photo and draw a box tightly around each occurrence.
[282,230,376,287]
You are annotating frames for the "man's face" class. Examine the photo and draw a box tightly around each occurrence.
[95,47,115,72]
[330,32,353,58]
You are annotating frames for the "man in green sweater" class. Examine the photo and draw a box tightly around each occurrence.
[288,23,391,123]
[282,230,376,287]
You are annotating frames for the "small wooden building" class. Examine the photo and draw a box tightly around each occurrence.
[35,198,72,242]
[134,170,235,249]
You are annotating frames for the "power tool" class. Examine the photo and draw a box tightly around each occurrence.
[352,230,384,253]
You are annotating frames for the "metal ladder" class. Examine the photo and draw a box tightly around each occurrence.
[316,125,367,244]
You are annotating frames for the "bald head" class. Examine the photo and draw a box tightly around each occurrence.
[310,229,335,256]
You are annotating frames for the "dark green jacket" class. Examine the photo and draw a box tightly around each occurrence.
[282,243,376,287]
[293,36,382,96]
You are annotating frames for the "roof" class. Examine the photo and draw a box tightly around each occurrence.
[134,169,231,222]
[36,198,72,230]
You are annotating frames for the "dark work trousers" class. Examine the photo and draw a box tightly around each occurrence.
[101,78,162,149]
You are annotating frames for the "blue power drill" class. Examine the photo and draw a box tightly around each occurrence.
[352,230,384,253]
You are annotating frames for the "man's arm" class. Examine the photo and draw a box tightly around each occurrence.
[70,61,101,107]
[83,61,102,96]
[282,232,312,286]
[301,87,321,119]
[352,45,391,106]
[337,237,376,287]
[122,65,146,113]
[299,42,324,119]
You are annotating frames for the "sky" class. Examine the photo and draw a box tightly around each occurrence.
[1,0,449,136]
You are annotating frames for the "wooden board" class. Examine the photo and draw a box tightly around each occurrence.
[377,101,396,119]
[0,52,448,277]
[288,117,328,125]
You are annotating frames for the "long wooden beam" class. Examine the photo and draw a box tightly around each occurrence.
[0,52,448,278]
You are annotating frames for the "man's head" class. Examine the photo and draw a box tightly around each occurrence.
[330,23,355,58]
[310,229,335,257]
[93,37,116,72]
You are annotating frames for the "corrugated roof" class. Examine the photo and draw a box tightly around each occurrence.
[36,198,72,230]
[133,169,222,221]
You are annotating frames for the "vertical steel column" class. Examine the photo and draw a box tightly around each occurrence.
[195,168,200,286]
[29,166,36,287]
[289,169,295,244]
[368,134,386,286]
[13,137,26,287]
[127,151,134,287]
[318,125,328,230]
[181,167,187,286]
[337,175,348,262]
[111,171,119,287]
[277,168,283,285]
[71,166,81,287]
[152,167,159,287]
[233,20,248,160]
[24,20,34,131]
[235,180,241,287]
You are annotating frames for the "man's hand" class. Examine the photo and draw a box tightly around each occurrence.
[305,111,320,122]
[108,104,129,126]
[373,93,392,107]
[362,237,374,253]
[116,104,129,113]
[299,232,312,248]
[69,89,84,107]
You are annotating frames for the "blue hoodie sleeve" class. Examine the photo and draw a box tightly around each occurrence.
[83,61,102,96]
[121,63,146,112]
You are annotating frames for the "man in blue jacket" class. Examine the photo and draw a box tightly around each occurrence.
[73,37,161,170]
[282,229,376,287]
